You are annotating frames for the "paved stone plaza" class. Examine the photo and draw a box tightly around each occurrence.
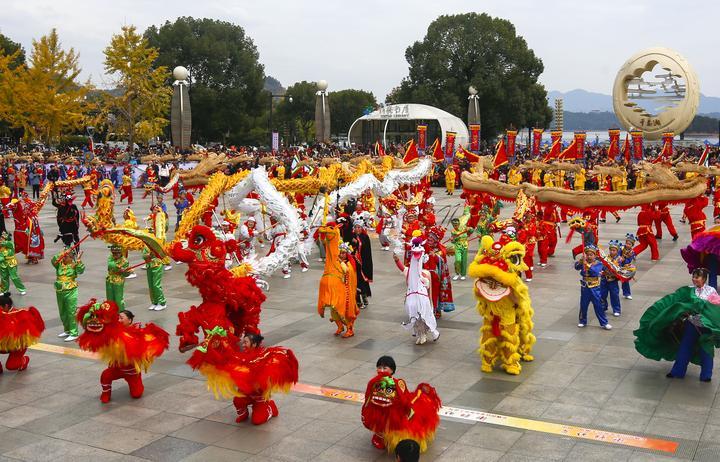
[0,187,716,461]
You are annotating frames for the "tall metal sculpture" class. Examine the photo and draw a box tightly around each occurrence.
[171,66,192,150]
[467,86,481,151]
[315,80,331,144]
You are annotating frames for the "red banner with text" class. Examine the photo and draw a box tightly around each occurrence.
[417,124,427,152]
[608,129,620,159]
[469,124,480,152]
[631,131,644,160]
[506,130,517,158]
[532,128,544,156]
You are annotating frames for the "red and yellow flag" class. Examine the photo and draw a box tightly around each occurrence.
[403,139,419,164]
[558,140,578,160]
[430,139,444,162]
[493,139,508,168]
[543,139,561,162]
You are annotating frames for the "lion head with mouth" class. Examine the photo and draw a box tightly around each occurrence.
[468,235,536,375]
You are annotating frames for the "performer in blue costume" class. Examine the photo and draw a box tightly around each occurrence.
[620,234,637,300]
[600,240,623,317]
[574,245,611,330]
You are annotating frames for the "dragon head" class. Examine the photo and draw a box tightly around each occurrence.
[469,235,527,302]
[366,373,407,409]
[77,298,119,334]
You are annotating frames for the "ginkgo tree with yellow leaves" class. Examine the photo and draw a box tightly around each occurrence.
[0,29,91,145]
[102,25,171,150]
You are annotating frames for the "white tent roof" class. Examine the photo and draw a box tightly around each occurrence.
[348,103,469,147]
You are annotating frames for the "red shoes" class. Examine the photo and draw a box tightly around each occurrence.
[371,433,386,450]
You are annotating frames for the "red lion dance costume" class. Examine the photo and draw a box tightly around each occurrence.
[172,225,297,425]
[170,226,265,352]
[361,373,442,453]
[187,326,298,425]
[76,299,169,403]
[0,305,44,372]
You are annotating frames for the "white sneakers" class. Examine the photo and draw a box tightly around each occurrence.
[125,273,137,279]
[64,335,78,342]
[578,323,586,328]
[452,275,460,281]
[602,324,613,330]
[164,265,173,271]
[613,312,621,317]
[624,295,633,300]
[18,290,26,295]
[540,263,547,268]
[58,331,69,338]
[283,274,291,279]
[525,278,533,282]
[301,267,309,273]
[154,304,167,311]
[460,276,466,281]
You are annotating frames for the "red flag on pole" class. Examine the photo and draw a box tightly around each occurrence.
[458,145,480,163]
[403,139,419,164]
[374,141,385,157]
[430,139,443,162]
[542,139,561,162]
[558,140,577,160]
[493,139,508,168]
[621,134,630,164]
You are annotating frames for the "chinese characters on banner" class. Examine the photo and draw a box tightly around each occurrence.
[550,130,562,147]
[574,132,587,159]
[272,132,279,153]
[469,124,481,152]
[608,129,620,159]
[532,128,544,156]
[445,131,456,164]
[417,124,427,152]
[506,130,517,158]
[631,130,644,160]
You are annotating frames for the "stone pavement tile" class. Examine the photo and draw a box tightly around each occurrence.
[0,405,53,427]
[662,380,717,407]
[27,391,88,411]
[170,419,242,444]
[498,454,557,462]
[133,411,198,435]
[0,400,14,412]
[0,385,55,405]
[4,438,132,462]
[336,427,376,451]
[628,451,691,461]
[591,409,652,434]
[281,396,340,419]
[130,436,205,462]
[17,408,99,436]
[432,442,504,461]
[700,423,720,442]
[555,388,609,408]
[0,427,50,453]
[493,396,551,419]
[312,444,384,462]
[566,442,634,461]
[450,390,505,411]
[140,373,191,394]
[694,442,720,462]
[508,383,564,402]
[540,402,599,425]
[151,393,229,419]
[93,404,162,427]
[312,401,362,424]
[707,407,720,426]
[507,433,576,461]
[603,396,658,416]
[52,419,163,454]
[653,402,710,424]
[644,416,703,441]
[180,445,253,462]
[289,418,359,444]
[213,427,287,453]
[524,361,584,387]
[455,424,523,451]
[256,435,332,461]
[549,343,602,364]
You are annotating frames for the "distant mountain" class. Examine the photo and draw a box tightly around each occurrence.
[548,89,720,115]
[264,76,285,95]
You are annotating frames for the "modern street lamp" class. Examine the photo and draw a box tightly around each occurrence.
[269,93,292,152]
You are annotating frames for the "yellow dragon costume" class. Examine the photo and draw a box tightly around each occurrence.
[468,234,536,375]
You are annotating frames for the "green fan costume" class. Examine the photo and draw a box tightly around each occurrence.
[52,252,85,337]
[634,286,720,365]
[106,246,131,309]
[0,235,26,294]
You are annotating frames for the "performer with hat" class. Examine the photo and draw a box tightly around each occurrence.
[52,192,80,247]
[600,240,623,317]
[351,219,373,309]
[106,244,131,309]
[0,232,26,296]
[120,166,134,204]
[621,234,637,299]
[444,166,456,195]
[449,215,473,281]
[574,245,611,330]
[144,205,168,311]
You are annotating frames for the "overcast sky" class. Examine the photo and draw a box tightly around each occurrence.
[2,0,718,100]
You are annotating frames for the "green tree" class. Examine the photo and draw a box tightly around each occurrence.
[144,17,267,145]
[103,25,171,149]
[275,81,317,144]
[387,13,552,140]
[329,89,376,137]
[0,32,25,69]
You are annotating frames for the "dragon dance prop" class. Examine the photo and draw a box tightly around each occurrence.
[0,306,45,352]
[461,162,706,211]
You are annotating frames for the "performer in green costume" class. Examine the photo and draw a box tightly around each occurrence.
[106,244,131,309]
[0,232,26,295]
[52,249,85,341]
[449,215,473,281]
[144,204,168,311]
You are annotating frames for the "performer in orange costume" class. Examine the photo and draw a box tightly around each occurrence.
[633,204,659,261]
[653,202,678,241]
[684,196,709,239]
[317,223,359,338]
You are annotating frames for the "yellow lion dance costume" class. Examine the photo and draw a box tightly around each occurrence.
[468,234,536,375]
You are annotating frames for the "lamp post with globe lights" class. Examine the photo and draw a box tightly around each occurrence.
[171,66,191,151]
[315,80,331,144]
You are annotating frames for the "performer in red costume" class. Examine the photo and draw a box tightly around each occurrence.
[538,204,559,267]
[516,215,537,282]
[424,226,455,315]
[187,329,298,425]
[362,355,442,453]
[633,204,659,261]
[684,196,709,239]
[653,202,679,241]
[76,299,169,403]
[81,171,98,208]
[171,226,265,352]
[0,295,44,373]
